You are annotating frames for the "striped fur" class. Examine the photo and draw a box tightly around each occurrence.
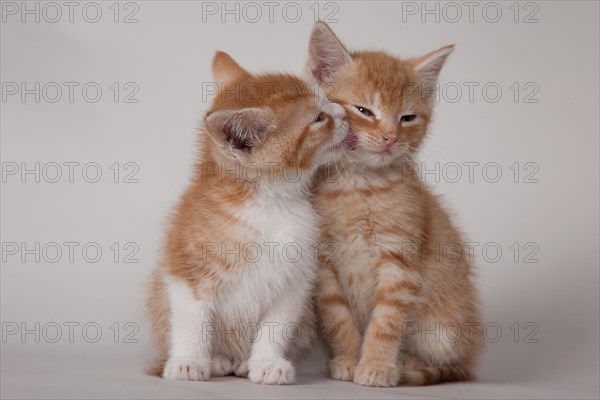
[307,22,484,387]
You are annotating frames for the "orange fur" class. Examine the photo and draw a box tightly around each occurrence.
[146,51,351,384]
[308,22,484,387]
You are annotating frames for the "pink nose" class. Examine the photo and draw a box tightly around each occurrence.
[383,134,397,147]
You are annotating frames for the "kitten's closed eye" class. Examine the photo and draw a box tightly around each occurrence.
[400,114,417,122]
[355,106,374,117]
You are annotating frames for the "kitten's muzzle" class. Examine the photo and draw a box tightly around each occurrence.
[322,103,348,146]
[322,101,346,120]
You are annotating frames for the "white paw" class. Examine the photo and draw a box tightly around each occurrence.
[211,354,233,377]
[232,358,249,377]
[248,358,295,385]
[163,358,211,381]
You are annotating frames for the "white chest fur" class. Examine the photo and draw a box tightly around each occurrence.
[214,188,318,323]
[164,185,320,371]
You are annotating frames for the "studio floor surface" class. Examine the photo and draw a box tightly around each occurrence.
[1,344,598,399]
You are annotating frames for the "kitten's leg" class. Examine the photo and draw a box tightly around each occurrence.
[163,277,213,381]
[400,354,472,385]
[402,309,482,385]
[231,357,249,377]
[211,354,234,377]
[247,281,311,385]
[316,259,361,381]
[146,270,170,376]
[354,252,422,387]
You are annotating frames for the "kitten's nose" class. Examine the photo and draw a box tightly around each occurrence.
[383,134,397,147]
[323,102,346,120]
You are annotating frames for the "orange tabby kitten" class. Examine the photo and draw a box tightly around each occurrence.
[147,51,351,384]
[307,22,484,387]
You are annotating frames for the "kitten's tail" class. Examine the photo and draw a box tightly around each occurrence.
[401,355,472,386]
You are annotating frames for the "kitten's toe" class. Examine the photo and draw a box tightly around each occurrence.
[248,358,295,385]
[353,362,400,387]
[163,358,211,381]
[328,357,357,381]
[211,354,233,377]
[232,358,249,377]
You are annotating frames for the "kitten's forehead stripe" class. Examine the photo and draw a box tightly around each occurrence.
[372,92,382,110]
[372,92,383,119]
[351,51,413,109]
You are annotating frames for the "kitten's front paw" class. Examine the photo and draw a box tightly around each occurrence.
[328,357,357,381]
[232,358,249,377]
[163,358,211,381]
[248,358,295,385]
[211,354,233,377]
[353,361,401,387]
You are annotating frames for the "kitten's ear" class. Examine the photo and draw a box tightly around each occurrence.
[307,21,352,84]
[413,45,455,87]
[212,51,249,86]
[205,108,275,155]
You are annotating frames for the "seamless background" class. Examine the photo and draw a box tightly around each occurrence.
[1,1,599,399]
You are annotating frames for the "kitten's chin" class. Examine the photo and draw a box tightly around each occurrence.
[354,149,401,169]
[316,126,355,165]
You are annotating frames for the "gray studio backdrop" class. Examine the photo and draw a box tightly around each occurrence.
[1,1,599,399]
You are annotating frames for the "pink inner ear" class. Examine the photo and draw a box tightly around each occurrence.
[414,46,454,87]
[309,23,352,83]
[224,123,253,153]
[216,109,275,153]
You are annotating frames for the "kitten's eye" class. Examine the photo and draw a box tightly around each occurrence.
[313,112,326,123]
[355,106,374,117]
[400,114,417,123]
